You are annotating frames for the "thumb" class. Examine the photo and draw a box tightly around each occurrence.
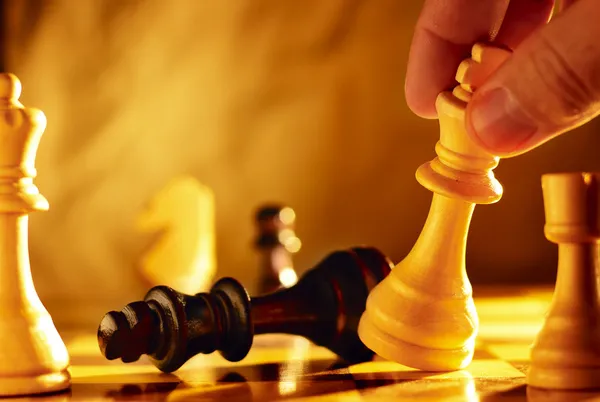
[466,0,600,158]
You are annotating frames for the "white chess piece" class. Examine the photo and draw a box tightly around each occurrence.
[358,44,510,371]
[136,176,216,294]
[528,172,600,390]
[0,73,70,396]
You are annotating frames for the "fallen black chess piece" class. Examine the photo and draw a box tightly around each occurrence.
[97,247,392,373]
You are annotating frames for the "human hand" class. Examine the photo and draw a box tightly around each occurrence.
[405,0,600,157]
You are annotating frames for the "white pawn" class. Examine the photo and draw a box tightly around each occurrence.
[528,172,600,390]
[0,73,70,396]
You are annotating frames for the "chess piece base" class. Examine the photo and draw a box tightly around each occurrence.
[357,195,478,371]
[0,314,71,397]
[0,369,70,397]
[358,310,474,371]
[528,366,600,390]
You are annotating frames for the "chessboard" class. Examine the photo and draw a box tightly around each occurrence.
[14,285,593,402]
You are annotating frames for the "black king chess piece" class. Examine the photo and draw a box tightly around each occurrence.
[97,247,392,373]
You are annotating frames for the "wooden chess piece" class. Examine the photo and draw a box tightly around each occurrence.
[255,205,301,294]
[527,172,600,390]
[137,176,216,294]
[358,43,510,371]
[97,247,392,372]
[0,73,70,395]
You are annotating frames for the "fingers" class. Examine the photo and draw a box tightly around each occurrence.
[465,0,600,157]
[405,0,510,118]
[494,0,555,49]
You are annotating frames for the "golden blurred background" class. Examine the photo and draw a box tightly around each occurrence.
[4,0,600,329]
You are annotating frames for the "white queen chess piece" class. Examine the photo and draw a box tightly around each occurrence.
[0,73,70,396]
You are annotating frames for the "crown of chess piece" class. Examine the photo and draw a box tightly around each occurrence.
[358,43,511,371]
[98,247,393,373]
[0,73,70,396]
[527,172,600,390]
[254,205,301,294]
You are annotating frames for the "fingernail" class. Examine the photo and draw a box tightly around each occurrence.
[468,87,537,153]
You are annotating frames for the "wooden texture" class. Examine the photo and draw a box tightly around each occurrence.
[0,73,70,396]
[358,44,511,371]
[527,172,600,389]
[10,286,592,401]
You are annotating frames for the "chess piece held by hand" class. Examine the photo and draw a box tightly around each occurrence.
[358,44,510,371]
[0,73,71,396]
[528,172,600,390]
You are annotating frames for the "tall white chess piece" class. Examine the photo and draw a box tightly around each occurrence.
[358,44,510,371]
[0,73,70,396]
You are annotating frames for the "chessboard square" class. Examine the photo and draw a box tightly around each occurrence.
[70,365,174,384]
[347,357,524,380]
[487,343,532,363]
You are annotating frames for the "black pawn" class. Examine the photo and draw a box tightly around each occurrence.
[254,205,301,294]
[98,247,392,373]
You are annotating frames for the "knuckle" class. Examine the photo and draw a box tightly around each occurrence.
[527,35,600,120]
